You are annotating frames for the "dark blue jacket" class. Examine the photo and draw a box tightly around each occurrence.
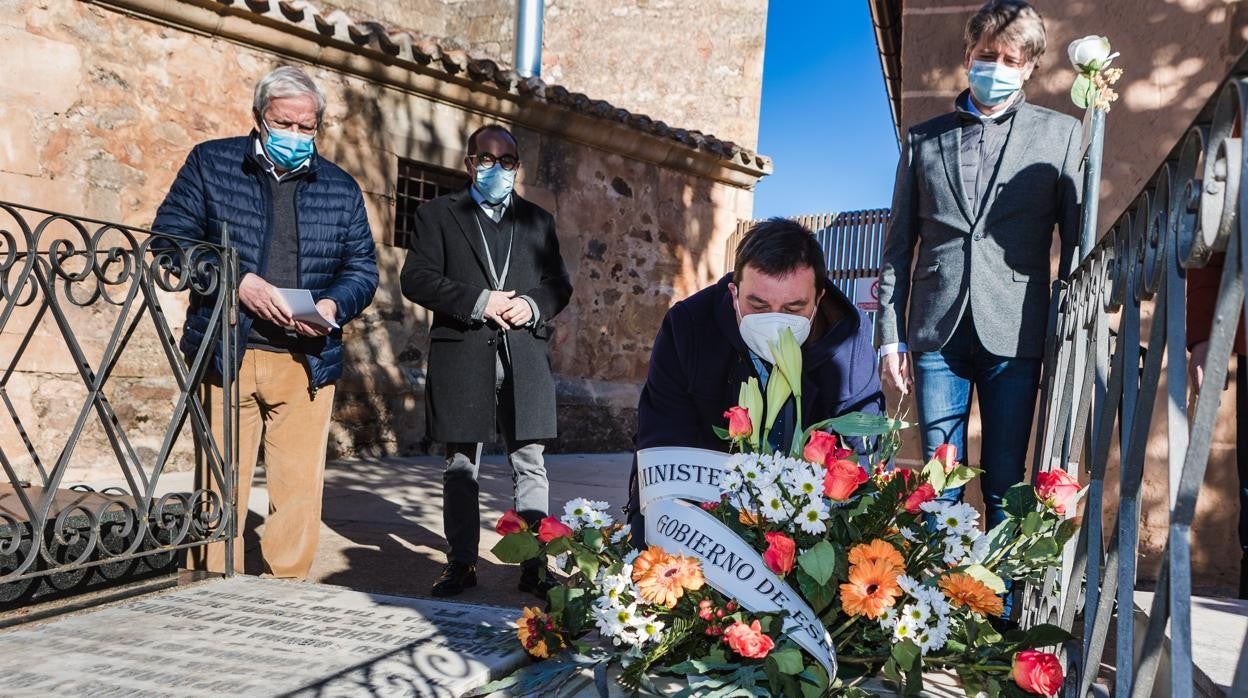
[637,273,884,451]
[152,135,378,387]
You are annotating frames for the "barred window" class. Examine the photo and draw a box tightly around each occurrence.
[392,158,470,248]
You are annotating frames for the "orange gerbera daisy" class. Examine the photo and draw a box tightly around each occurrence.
[939,572,1004,617]
[631,546,705,606]
[848,539,905,574]
[839,559,903,618]
[516,606,562,658]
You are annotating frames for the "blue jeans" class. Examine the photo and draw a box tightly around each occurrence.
[913,314,1042,531]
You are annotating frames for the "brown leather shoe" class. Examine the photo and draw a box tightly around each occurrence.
[431,563,477,597]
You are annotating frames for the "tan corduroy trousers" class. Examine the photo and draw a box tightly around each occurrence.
[191,349,336,579]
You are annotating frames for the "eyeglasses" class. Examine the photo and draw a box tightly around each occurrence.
[471,153,520,171]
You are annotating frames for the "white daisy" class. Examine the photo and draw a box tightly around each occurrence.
[587,510,614,528]
[894,616,920,642]
[901,602,931,626]
[610,526,631,545]
[758,486,794,522]
[721,470,744,493]
[797,500,830,535]
[623,549,640,566]
[631,615,665,644]
[878,605,900,631]
[564,498,596,522]
[896,574,921,596]
[899,527,921,544]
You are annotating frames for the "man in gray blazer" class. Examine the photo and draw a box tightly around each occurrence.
[876,0,1081,532]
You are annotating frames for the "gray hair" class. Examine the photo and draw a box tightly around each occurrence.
[965,0,1047,64]
[253,66,326,123]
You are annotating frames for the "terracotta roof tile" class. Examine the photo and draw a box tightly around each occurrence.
[210,0,766,169]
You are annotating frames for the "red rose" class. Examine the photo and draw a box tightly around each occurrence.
[495,509,528,535]
[1012,649,1063,696]
[723,406,753,440]
[904,482,937,514]
[722,619,775,659]
[762,531,796,575]
[802,430,838,465]
[1035,468,1082,516]
[823,459,869,501]
[934,443,958,474]
[537,516,574,543]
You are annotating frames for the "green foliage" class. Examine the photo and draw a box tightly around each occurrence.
[1003,483,1039,519]
[797,540,837,586]
[1071,73,1095,109]
[491,531,539,563]
[618,616,697,691]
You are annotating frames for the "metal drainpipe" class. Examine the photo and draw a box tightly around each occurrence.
[514,0,544,78]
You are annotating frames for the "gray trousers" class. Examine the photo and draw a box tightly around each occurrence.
[444,349,548,565]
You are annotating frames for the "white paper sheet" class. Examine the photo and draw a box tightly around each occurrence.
[277,288,340,330]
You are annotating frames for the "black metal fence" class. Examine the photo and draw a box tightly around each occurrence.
[0,202,238,596]
[1028,76,1248,695]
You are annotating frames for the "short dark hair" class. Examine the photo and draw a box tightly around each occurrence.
[466,124,517,155]
[733,218,827,287]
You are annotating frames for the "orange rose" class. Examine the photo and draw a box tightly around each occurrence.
[723,406,753,440]
[802,430,838,465]
[495,509,528,535]
[1012,649,1063,696]
[1035,468,1081,515]
[537,516,574,543]
[904,482,937,514]
[762,531,796,576]
[934,443,958,474]
[722,619,774,659]
[823,459,868,501]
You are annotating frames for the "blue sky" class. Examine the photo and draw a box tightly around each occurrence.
[752,1,898,219]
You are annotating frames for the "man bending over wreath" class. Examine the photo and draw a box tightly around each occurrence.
[626,218,885,542]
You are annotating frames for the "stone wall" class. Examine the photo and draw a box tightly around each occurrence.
[310,0,769,148]
[890,0,1248,593]
[0,0,760,483]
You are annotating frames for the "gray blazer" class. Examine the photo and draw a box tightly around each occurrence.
[875,102,1082,359]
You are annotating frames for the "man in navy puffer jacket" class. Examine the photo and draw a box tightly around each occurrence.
[153,66,378,578]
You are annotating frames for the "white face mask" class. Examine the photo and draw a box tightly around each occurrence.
[735,301,815,364]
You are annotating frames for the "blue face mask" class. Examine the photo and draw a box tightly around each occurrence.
[473,164,516,205]
[967,60,1024,106]
[263,125,315,171]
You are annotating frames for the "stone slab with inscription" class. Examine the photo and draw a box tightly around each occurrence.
[0,576,527,697]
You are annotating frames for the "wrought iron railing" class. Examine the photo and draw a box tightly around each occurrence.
[0,202,238,594]
[1024,75,1248,695]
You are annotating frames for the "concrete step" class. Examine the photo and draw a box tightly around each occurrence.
[1134,590,1248,696]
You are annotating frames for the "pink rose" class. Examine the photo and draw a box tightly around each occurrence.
[723,406,753,440]
[1035,468,1082,515]
[1012,650,1063,696]
[904,482,937,514]
[723,619,775,659]
[823,459,869,501]
[495,509,528,535]
[934,443,958,474]
[762,531,796,576]
[802,430,838,465]
[537,516,574,543]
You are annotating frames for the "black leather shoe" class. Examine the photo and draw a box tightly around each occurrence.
[431,563,477,597]
[518,561,559,600]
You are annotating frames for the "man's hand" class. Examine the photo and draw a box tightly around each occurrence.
[880,351,912,396]
[500,297,534,327]
[239,273,293,327]
[1188,340,1229,392]
[292,298,337,337]
[484,290,517,329]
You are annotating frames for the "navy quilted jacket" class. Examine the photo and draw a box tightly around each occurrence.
[152,135,378,387]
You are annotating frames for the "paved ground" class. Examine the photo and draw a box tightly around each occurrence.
[123,454,634,609]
